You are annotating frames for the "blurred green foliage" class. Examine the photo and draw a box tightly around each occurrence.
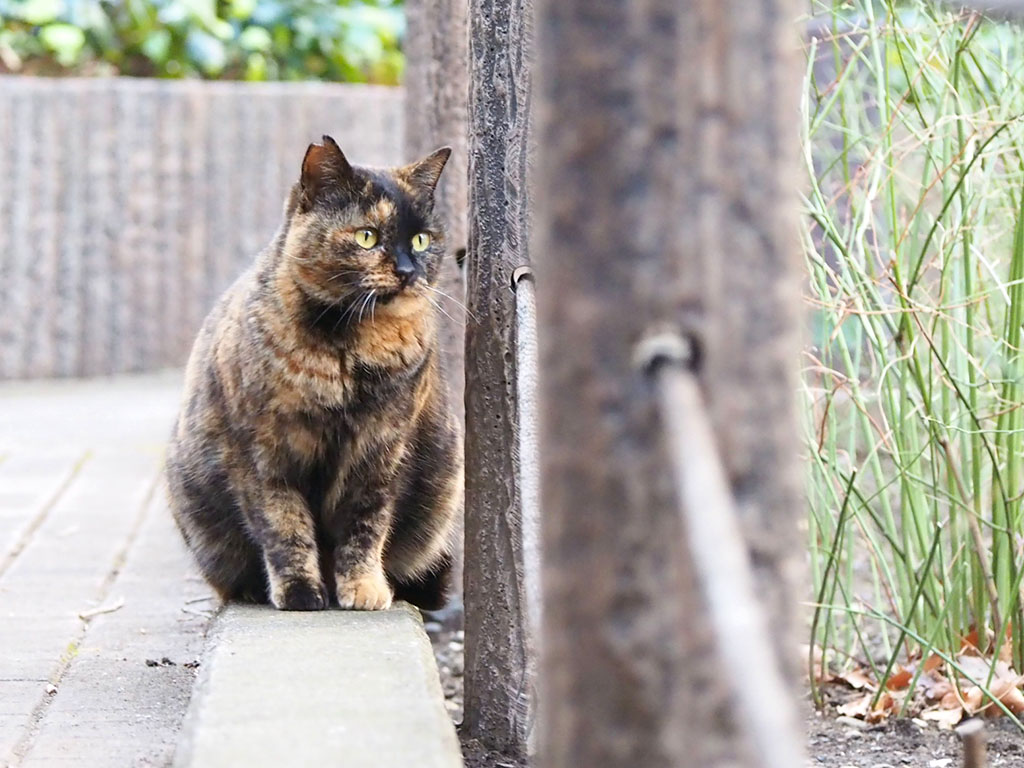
[0,0,404,83]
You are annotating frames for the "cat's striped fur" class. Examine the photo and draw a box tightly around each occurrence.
[166,137,462,611]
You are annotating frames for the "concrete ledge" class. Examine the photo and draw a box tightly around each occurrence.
[174,603,463,768]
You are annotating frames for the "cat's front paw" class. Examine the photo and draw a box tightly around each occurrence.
[336,569,393,611]
[271,578,329,611]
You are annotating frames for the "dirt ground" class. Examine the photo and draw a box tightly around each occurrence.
[428,625,1024,767]
[805,706,1024,767]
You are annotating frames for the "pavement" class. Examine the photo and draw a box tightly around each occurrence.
[0,373,462,768]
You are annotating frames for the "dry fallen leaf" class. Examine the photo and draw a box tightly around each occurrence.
[925,678,953,702]
[837,693,871,719]
[886,666,913,690]
[956,655,992,682]
[961,629,982,656]
[984,678,1024,715]
[838,667,875,691]
[940,690,961,710]
[837,691,896,724]
[920,707,963,730]
[962,686,984,714]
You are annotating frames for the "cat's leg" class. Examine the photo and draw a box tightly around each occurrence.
[251,485,328,611]
[327,486,395,610]
[167,455,270,603]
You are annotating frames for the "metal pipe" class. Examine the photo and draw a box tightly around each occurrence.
[512,266,542,646]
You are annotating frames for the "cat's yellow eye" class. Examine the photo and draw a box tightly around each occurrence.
[355,228,378,249]
[411,232,431,252]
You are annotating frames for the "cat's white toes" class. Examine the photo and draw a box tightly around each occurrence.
[336,570,393,610]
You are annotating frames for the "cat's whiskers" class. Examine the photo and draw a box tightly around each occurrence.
[357,290,376,326]
[330,292,367,334]
[326,269,364,283]
[312,300,339,329]
[421,283,477,321]
[423,293,458,328]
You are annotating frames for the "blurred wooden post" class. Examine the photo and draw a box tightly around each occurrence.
[957,719,987,768]
[462,0,535,759]
[534,0,804,766]
[403,0,470,623]
[403,0,469,396]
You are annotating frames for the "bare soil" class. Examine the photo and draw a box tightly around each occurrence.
[805,704,1023,767]
[428,624,1024,767]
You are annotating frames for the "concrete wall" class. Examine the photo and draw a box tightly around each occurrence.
[0,76,404,379]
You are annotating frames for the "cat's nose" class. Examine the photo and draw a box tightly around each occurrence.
[395,261,417,286]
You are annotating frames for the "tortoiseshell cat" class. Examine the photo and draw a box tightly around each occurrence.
[166,136,462,611]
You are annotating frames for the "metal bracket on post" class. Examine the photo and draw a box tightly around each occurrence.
[511,265,534,288]
[635,329,805,768]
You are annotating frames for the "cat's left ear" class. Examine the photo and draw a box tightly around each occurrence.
[402,147,452,193]
[300,135,355,208]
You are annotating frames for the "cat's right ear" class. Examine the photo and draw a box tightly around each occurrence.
[299,135,354,209]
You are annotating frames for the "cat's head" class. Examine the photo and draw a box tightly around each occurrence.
[281,135,450,315]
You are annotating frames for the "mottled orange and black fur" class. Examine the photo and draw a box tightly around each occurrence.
[166,136,462,611]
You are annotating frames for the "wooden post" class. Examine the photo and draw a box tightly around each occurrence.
[462,0,535,759]
[534,0,804,765]
[403,0,470,624]
[402,0,469,396]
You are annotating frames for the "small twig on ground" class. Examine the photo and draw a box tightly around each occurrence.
[956,718,986,768]
[184,595,214,604]
[77,596,125,620]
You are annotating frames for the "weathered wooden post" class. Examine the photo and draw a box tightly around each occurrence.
[403,0,470,623]
[534,0,805,765]
[462,0,535,759]
[403,0,469,404]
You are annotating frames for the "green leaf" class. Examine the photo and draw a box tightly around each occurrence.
[12,0,64,25]
[238,25,270,52]
[38,22,83,65]
[244,50,266,80]
[139,28,171,64]
[229,0,257,19]
[185,28,226,74]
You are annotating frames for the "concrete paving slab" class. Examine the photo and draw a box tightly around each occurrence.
[0,449,162,765]
[1,375,463,768]
[0,451,85,571]
[0,372,182,454]
[175,603,463,768]
[20,496,214,768]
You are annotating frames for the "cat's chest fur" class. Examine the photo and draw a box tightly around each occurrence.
[263,307,430,488]
[260,292,432,408]
[269,374,413,515]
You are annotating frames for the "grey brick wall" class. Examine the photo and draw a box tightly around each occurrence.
[0,76,404,379]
